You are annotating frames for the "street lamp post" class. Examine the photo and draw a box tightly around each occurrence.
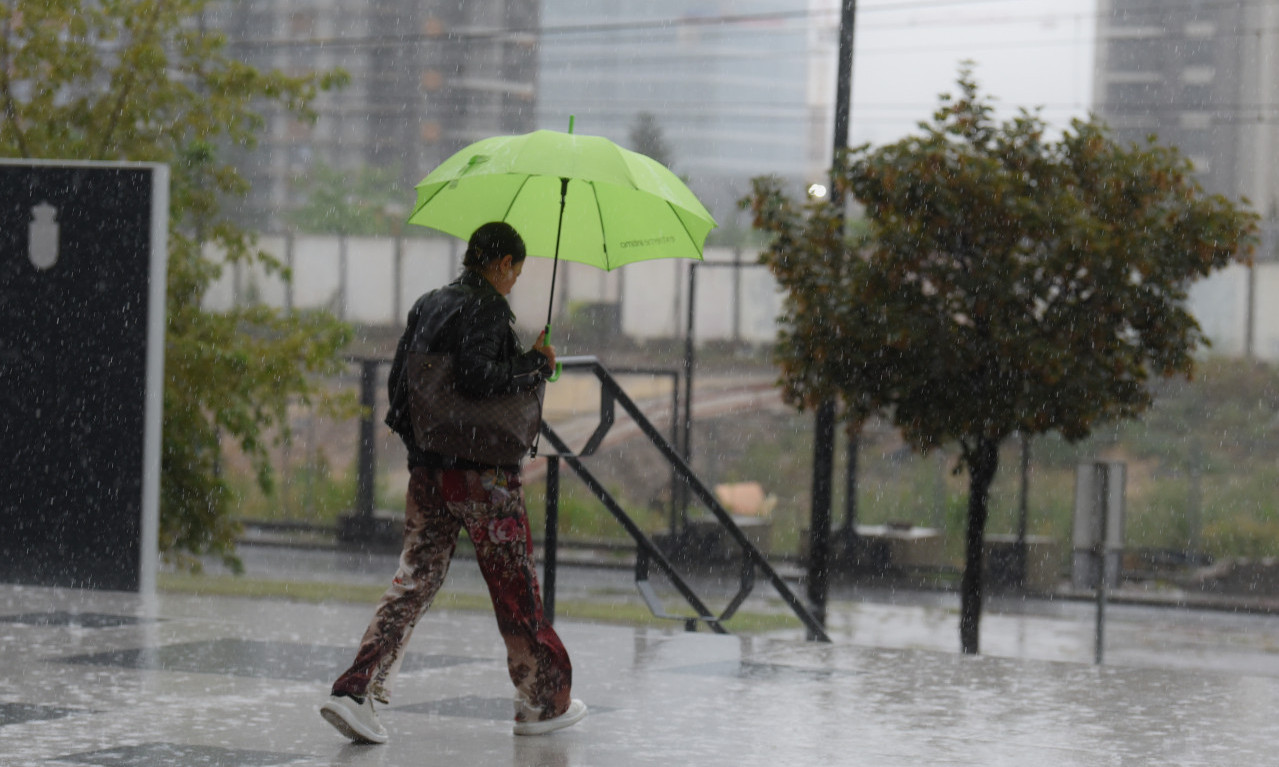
[808,0,857,639]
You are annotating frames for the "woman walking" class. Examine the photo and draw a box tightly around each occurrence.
[320,222,586,743]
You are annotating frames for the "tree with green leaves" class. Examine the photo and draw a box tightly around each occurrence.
[744,72,1257,654]
[629,111,675,170]
[0,0,353,569]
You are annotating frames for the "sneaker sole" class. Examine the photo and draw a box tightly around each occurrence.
[513,700,587,736]
[320,703,388,744]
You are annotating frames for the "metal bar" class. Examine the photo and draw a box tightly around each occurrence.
[544,456,559,625]
[801,0,855,639]
[669,371,680,537]
[605,366,680,536]
[681,262,697,531]
[841,432,858,536]
[718,562,756,623]
[834,0,857,152]
[634,548,720,632]
[1095,570,1107,665]
[540,423,727,634]
[576,387,615,457]
[563,357,831,642]
[339,236,348,321]
[732,247,742,343]
[683,264,695,458]
[808,400,837,637]
[392,233,404,324]
[1095,465,1109,665]
[1247,262,1256,360]
[356,359,378,523]
[1017,432,1031,586]
[285,232,295,313]
[560,361,680,536]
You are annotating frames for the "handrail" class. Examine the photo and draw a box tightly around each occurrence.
[540,356,831,642]
[539,428,728,634]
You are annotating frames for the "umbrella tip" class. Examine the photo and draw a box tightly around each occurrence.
[568,115,575,134]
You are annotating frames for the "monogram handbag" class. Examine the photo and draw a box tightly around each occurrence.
[406,351,545,465]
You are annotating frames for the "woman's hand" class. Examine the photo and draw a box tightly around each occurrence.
[533,329,556,375]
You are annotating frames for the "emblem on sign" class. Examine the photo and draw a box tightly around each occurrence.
[29,201,59,270]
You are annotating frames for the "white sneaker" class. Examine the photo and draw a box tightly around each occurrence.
[513,698,587,736]
[320,694,388,744]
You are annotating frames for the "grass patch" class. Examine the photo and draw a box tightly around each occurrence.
[156,572,801,635]
[222,360,1279,570]
[524,484,667,542]
[160,571,412,607]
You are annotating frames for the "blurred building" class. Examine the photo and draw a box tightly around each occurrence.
[206,1,840,235]
[205,0,539,232]
[1094,0,1279,359]
[1093,0,1279,224]
[536,0,841,228]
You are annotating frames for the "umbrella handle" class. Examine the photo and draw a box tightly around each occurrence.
[543,325,562,382]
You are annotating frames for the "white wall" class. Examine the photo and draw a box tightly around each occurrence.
[1190,262,1279,360]
[200,234,1278,360]
[1190,264,1249,357]
[1253,263,1279,360]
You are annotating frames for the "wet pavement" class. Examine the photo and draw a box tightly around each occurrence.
[4,550,1279,765]
[222,544,1279,678]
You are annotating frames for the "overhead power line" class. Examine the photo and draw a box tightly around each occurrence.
[219,0,1279,51]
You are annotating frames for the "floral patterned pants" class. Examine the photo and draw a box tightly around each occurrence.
[331,466,573,722]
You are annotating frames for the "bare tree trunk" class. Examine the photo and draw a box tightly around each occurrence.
[960,436,1001,655]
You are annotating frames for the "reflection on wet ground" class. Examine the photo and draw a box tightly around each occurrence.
[225,544,1279,677]
[3,572,1279,766]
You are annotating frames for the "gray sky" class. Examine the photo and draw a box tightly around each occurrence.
[848,0,1098,145]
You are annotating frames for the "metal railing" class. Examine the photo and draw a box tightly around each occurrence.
[539,356,830,642]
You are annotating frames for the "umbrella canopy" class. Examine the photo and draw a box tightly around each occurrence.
[407,129,717,271]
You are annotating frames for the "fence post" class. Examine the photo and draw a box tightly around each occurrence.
[338,235,349,321]
[807,399,837,638]
[356,359,378,524]
[544,456,560,624]
[285,232,295,313]
[679,262,697,533]
[393,234,404,324]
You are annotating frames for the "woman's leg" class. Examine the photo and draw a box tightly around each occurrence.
[331,468,460,703]
[447,468,573,722]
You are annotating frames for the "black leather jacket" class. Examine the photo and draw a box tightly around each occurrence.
[385,269,549,470]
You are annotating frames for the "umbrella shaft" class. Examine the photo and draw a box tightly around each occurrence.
[545,177,569,330]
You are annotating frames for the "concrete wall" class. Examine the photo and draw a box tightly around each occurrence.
[204,233,1279,360]
[204,236,782,344]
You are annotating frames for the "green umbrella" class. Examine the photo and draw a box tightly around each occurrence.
[407,124,717,345]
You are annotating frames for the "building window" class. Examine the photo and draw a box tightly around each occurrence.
[1107,82,1165,110]
[1184,21,1215,38]
[1180,84,1214,109]
[1182,39,1214,67]
[290,11,315,37]
[1109,38,1163,71]
[1182,66,1215,85]
[1179,112,1213,130]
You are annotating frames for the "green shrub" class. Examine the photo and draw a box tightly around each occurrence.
[228,450,356,525]
[1202,515,1279,559]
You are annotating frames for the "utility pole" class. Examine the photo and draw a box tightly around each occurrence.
[808,0,857,639]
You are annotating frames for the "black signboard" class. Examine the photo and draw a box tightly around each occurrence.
[0,161,167,592]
